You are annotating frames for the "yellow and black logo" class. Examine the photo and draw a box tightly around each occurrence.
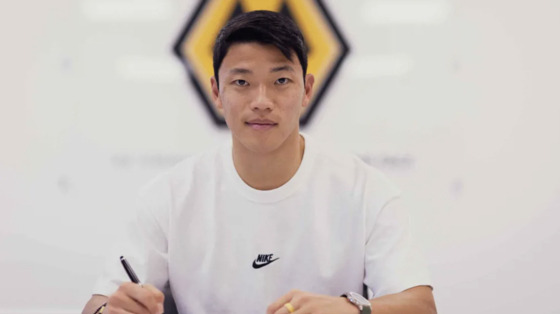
[173,0,349,126]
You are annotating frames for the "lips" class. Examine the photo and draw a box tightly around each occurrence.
[245,119,277,130]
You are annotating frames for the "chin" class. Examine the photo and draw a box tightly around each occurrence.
[247,139,282,154]
[233,124,298,154]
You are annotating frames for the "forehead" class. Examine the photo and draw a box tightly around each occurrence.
[219,42,301,74]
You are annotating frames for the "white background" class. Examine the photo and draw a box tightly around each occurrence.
[1,0,559,313]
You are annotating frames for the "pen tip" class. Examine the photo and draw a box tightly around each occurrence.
[120,256,124,261]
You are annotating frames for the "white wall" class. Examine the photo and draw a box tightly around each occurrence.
[1,0,559,313]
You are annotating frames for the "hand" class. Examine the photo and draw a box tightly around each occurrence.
[105,282,164,314]
[267,289,360,314]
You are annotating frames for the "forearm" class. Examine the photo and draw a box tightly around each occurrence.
[369,286,437,314]
[82,295,108,314]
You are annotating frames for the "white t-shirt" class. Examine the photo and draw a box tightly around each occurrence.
[94,134,431,313]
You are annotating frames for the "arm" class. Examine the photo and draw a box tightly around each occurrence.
[267,285,436,314]
[81,283,164,314]
[369,285,436,314]
[82,295,107,314]
[83,176,171,313]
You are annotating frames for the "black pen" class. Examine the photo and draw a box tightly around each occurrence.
[120,256,164,313]
[93,258,143,314]
[120,256,141,284]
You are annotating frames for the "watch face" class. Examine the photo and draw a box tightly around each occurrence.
[348,291,370,307]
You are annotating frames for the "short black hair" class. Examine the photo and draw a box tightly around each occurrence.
[212,10,308,87]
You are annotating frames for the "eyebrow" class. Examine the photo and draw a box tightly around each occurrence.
[229,68,252,75]
[270,65,295,73]
[227,65,295,75]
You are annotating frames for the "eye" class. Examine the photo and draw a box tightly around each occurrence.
[275,77,290,85]
[234,79,248,86]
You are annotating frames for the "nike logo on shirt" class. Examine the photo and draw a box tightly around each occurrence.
[252,254,279,269]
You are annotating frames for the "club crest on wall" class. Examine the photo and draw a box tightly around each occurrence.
[173,0,349,126]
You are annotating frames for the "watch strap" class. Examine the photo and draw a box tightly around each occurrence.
[341,293,372,314]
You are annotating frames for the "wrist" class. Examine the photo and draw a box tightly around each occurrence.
[92,302,107,314]
[340,297,360,314]
[341,291,371,314]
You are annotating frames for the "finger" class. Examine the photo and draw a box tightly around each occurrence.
[121,282,162,314]
[143,284,165,304]
[273,299,303,314]
[104,305,136,314]
[273,303,295,314]
[131,283,164,314]
[107,289,150,314]
[105,307,136,314]
[143,284,165,313]
[267,290,299,314]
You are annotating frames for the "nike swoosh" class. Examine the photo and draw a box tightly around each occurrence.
[252,257,279,269]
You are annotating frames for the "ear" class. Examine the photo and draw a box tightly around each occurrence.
[302,73,315,108]
[210,76,223,112]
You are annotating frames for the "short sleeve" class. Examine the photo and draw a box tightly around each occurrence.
[92,174,171,296]
[363,197,432,298]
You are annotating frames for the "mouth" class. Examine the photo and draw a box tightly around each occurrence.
[245,119,278,130]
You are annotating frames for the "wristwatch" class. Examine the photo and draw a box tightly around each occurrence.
[341,291,372,314]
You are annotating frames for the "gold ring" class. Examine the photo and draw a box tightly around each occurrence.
[284,302,295,313]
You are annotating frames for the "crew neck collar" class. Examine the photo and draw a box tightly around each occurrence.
[223,133,314,203]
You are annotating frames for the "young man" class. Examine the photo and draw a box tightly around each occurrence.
[83,10,436,314]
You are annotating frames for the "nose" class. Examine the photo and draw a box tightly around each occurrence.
[250,84,273,111]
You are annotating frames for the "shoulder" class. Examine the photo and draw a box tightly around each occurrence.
[137,144,225,201]
[130,144,226,229]
[312,137,400,194]
[305,135,401,210]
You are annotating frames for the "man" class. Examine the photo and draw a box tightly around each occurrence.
[83,10,436,314]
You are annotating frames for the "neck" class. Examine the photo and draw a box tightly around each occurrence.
[232,133,305,190]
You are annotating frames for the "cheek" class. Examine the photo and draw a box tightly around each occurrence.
[283,92,305,114]
[219,98,243,125]
[220,90,245,110]
[221,102,233,120]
